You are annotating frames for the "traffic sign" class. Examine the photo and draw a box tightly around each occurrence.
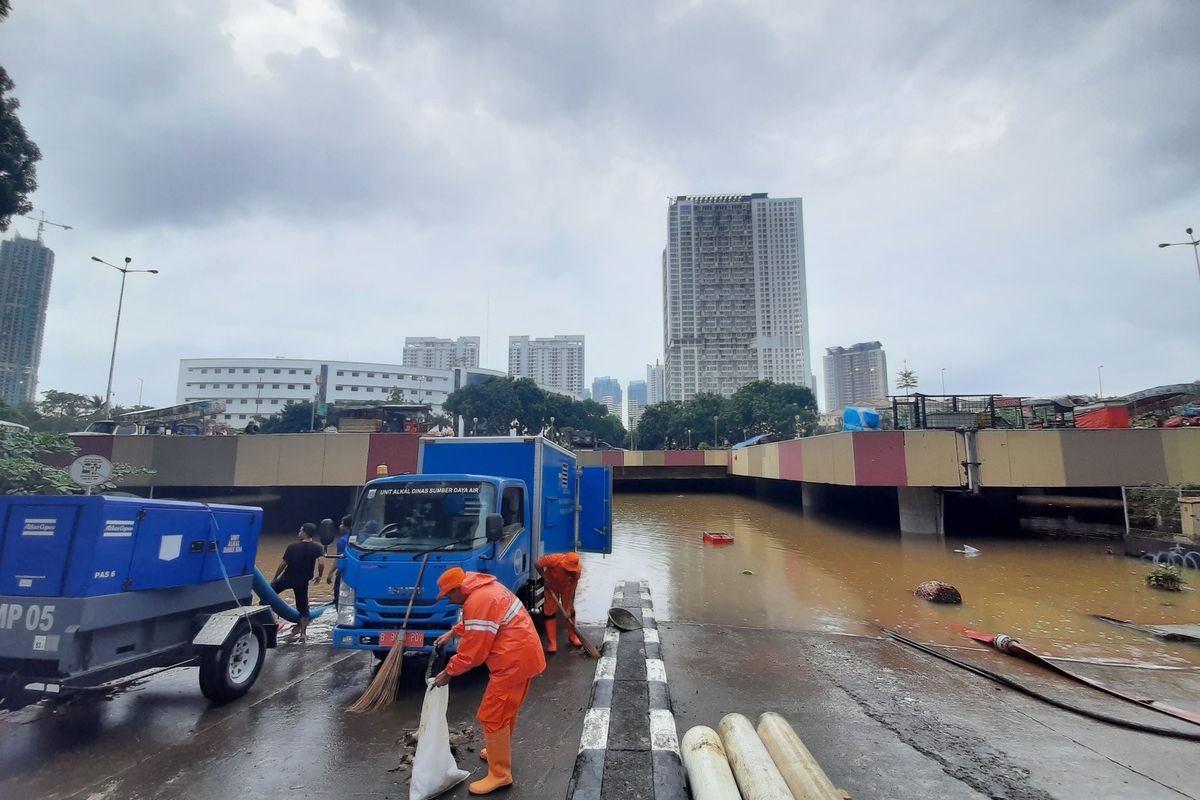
[70,454,113,491]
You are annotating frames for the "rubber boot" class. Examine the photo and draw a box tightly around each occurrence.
[544,617,558,654]
[469,727,513,794]
[567,613,581,647]
[481,720,513,762]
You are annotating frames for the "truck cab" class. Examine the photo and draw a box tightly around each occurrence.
[333,436,611,656]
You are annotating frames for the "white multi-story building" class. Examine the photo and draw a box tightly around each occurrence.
[176,358,499,428]
[823,342,888,412]
[507,335,585,399]
[646,361,665,407]
[402,336,480,371]
[663,193,813,402]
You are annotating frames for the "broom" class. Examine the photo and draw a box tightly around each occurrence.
[545,587,600,659]
[349,552,431,712]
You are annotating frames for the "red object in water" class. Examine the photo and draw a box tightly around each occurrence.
[703,531,734,544]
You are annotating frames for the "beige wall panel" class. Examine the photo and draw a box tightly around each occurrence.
[1163,430,1200,485]
[641,451,666,467]
[903,431,962,487]
[277,435,331,485]
[801,434,856,485]
[762,443,781,480]
[576,451,603,467]
[233,436,283,486]
[110,437,157,487]
[1000,431,1066,487]
[321,434,371,485]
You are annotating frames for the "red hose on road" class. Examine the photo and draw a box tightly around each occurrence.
[881,628,1200,742]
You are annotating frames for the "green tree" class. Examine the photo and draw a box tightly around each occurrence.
[0,1,43,232]
[0,429,148,494]
[443,377,626,445]
[724,381,818,440]
[258,401,317,433]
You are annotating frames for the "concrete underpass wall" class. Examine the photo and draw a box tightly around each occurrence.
[69,432,420,489]
[727,429,1200,489]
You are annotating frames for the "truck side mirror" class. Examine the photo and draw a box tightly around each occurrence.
[485,514,504,542]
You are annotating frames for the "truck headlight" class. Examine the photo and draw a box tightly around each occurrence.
[337,583,356,626]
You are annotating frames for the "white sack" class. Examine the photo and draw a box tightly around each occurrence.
[409,680,470,800]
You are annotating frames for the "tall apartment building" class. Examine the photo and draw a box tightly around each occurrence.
[627,379,648,429]
[663,193,812,402]
[591,376,622,419]
[822,342,888,411]
[507,335,585,398]
[0,234,55,405]
[402,336,480,370]
[646,360,665,406]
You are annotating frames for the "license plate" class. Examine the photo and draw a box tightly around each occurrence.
[378,631,425,647]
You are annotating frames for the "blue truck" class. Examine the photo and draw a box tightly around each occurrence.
[333,436,612,656]
[0,495,277,709]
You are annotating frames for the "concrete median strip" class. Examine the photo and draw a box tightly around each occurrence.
[567,580,687,800]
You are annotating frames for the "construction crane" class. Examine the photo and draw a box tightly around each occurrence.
[21,210,73,242]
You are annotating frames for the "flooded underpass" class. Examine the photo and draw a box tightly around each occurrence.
[2,492,1198,800]
[576,493,1200,671]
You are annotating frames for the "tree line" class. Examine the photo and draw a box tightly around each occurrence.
[634,381,818,450]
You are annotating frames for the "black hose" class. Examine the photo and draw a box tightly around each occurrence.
[881,628,1200,742]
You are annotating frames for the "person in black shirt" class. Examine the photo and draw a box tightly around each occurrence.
[271,522,325,642]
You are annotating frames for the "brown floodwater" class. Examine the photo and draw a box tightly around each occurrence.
[255,492,1200,669]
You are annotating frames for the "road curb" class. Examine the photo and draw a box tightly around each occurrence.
[566,580,685,800]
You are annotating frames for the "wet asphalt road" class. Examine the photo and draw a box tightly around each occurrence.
[664,623,1199,800]
[3,617,1199,798]
[0,627,600,800]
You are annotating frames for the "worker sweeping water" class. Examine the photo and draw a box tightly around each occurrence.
[432,567,546,795]
[534,551,582,653]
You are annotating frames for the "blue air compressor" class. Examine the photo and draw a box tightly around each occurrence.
[0,495,277,709]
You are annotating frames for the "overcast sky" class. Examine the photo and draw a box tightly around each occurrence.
[2,0,1197,409]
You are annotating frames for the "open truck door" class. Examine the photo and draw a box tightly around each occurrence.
[576,465,612,554]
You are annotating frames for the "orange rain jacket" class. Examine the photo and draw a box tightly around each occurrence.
[447,573,546,689]
[535,553,581,597]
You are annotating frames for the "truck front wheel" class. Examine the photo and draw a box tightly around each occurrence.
[199,621,266,703]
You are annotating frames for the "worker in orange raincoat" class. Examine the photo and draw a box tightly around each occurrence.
[433,568,546,795]
[534,551,582,653]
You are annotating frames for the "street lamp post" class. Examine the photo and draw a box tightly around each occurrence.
[713,415,719,448]
[92,256,158,410]
[940,368,946,396]
[1097,365,1104,399]
[1158,227,1200,282]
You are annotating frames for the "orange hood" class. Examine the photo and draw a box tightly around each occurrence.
[460,571,499,595]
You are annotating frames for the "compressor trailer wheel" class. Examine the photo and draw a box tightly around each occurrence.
[199,620,266,703]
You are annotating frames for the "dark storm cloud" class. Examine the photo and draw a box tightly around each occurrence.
[0,0,1196,405]
[6,3,449,229]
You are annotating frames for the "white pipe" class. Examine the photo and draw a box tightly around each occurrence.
[681,726,742,800]
[756,712,841,800]
[717,713,794,800]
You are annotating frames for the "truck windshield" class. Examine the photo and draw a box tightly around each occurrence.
[352,481,496,552]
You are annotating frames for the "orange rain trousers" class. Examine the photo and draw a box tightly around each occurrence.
[478,677,532,733]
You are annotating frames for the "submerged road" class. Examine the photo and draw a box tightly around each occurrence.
[2,493,1199,799]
